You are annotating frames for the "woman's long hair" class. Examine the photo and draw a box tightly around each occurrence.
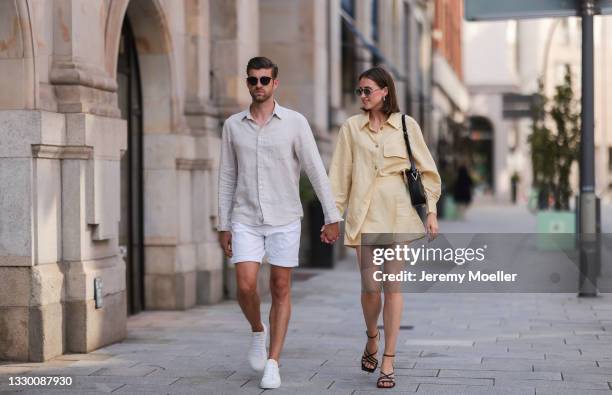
[359,66,400,116]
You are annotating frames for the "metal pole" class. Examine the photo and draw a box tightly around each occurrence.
[578,0,598,297]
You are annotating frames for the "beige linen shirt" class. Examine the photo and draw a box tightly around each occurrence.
[329,112,441,242]
[217,102,342,231]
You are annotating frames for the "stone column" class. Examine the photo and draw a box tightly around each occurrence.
[184,0,224,305]
[328,0,346,130]
[210,0,260,118]
[355,0,373,74]
[0,111,66,361]
[259,0,330,148]
[61,113,127,352]
[51,0,128,353]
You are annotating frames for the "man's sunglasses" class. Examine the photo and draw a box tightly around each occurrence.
[355,87,381,97]
[247,76,273,86]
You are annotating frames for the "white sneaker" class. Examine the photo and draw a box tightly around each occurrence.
[248,324,267,372]
[260,358,281,389]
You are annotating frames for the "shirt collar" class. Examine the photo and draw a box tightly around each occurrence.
[387,112,402,130]
[359,112,402,131]
[359,113,370,130]
[242,100,285,121]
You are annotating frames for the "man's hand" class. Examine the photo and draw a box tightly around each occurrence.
[320,222,340,244]
[426,212,438,240]
[218,231,233,257]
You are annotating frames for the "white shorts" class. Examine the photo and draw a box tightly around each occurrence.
[230,219,301,267]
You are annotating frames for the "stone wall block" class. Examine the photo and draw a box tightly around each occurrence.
[0,158,33,262]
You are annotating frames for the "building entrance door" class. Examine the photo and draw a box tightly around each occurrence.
[117,18,145,315]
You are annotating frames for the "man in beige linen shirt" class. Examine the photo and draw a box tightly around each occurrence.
[217,57,341,389]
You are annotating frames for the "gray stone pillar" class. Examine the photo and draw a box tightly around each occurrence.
[0,111,65,361]
[210,0,260,118]
[185,0,224,305]
[260,0,330,146]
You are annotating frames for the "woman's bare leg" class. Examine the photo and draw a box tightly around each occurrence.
[357,246,382,369]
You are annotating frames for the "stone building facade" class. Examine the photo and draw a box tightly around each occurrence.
[430,0,469,200]
[0,0,450,362]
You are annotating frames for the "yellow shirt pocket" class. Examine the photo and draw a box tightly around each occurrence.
[383,141,408,159]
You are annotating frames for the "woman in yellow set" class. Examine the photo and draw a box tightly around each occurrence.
[327,67,441,388]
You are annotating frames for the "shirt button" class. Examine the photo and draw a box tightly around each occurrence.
[374,165,378,170]
[375,144,379,148]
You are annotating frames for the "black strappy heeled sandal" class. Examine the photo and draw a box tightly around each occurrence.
[361,330,379,373]
[377,354,396,389]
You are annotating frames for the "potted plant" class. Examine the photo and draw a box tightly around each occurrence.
[299,175,335,267]
[528,65,580,249]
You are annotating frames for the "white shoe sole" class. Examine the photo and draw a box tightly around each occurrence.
[260,378,281,389]
[260,358,281,389]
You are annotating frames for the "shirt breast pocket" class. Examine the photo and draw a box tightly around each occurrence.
[268,137,293,161]
[383,140,408,159]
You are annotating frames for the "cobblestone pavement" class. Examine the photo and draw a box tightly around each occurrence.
[1,202,612,394]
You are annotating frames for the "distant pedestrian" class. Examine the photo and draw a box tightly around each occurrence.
[326,66,441,388]
[453,164,473,220]
[217,57,342,389]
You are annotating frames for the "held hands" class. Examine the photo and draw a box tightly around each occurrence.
[320,222,340,244]
[218,231,233,257]
[426,212,439,240]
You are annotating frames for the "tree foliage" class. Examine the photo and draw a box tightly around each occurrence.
[528,65,581,211]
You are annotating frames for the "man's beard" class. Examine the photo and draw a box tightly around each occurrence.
[251,90,272,103]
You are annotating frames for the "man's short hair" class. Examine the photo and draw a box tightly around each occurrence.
[246,56,278,79]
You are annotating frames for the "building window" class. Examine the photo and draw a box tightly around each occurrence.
[403,3,412,116]
[371,0,381,65]
[341,0,355,17]
[341,17,358,106]
[416,21,425,127]
[372,0,379,43]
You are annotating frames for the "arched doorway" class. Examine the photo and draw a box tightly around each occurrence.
[117,17,145,315]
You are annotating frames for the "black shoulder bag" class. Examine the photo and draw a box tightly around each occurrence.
[401,114,427,207]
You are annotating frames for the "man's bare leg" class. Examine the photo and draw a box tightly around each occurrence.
[268,265,292,361]
[235,261,264,332]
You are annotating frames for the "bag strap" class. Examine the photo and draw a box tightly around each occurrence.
[401,114,416,172]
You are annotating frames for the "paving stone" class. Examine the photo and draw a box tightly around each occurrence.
[416,383,535,394]
[54,353,114,362]
[27,366,102,376]
[90,366,158,377]
[115,382,261,394]
[73,375,179,386]
[560,372,612,384]
[0,379,123,392]
[495,378,611,390]
[0,366,33,375]
[532,360,599,370]
[558,366,612,375]
[438,369,561,381]
[535,389,612,395]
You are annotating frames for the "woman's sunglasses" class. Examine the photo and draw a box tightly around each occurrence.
[355,87,381,97]
[247,76,273,86]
